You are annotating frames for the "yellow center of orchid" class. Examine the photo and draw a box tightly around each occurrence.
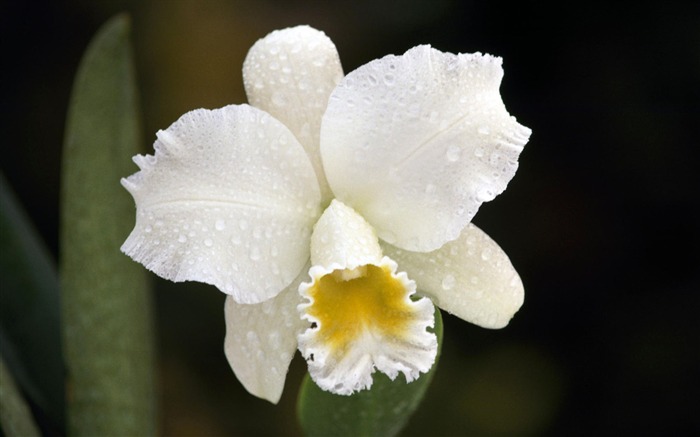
[305,264,415,356]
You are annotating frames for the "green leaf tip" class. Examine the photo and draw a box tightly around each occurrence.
[297,307,443,437]
[60,13,155,436]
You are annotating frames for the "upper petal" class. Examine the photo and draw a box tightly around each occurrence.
[382,223,524,329]
[243,25,344,205]
[321,45,531,252]
[121,104,321,304]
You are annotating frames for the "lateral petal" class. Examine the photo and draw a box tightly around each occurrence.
[121,104,321,304]
[243,25,344,204]
[322,45,530,252]
[224,266,309,404]
[382,223,524,329]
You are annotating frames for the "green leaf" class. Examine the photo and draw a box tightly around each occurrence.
[298,307,443,437]
[0,355,41,437]
[0,174,64,431]
[60,14,155,436]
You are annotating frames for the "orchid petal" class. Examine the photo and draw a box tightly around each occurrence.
[382,223,523,329]
[224,266,309,403]
[121,104,321,304]
[298,200,437,395]
[243,25,344,204]
[321,45,531,252]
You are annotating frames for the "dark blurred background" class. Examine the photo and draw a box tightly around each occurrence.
[2,0,699,435]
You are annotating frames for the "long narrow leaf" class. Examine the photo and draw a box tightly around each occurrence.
[298,308,443,437]
[0,355,41,437]
[60,14,155,435]
[0,173,64,430]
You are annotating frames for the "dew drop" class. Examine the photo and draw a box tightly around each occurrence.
[271,92,287,107]
[204,238,213,247]
[178,235,187,243]
[441,274,456,290]
[481,248,492,261]
[510,275,520,287]
[268,331,281,349]
[474,147,485,158]
[250,246,261,261]
[446,145,461,162]
[477,126,491,135]
[487,313,498,326]
[215,219,226,231]
[144,225,152,233]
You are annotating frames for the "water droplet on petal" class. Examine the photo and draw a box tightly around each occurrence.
[481,248,492,261]
[446,145,461,162]
[178,235,187,243]
[441,274,456,290]
[204,238,213,247]
[510,274,520,287]
[215,219,226,231]
[271,92,287,107]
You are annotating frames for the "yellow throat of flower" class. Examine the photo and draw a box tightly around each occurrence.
[297,199,437,395]
[305,264,416,356]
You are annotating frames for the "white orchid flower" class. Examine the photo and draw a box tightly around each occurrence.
[121,25,531,403]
